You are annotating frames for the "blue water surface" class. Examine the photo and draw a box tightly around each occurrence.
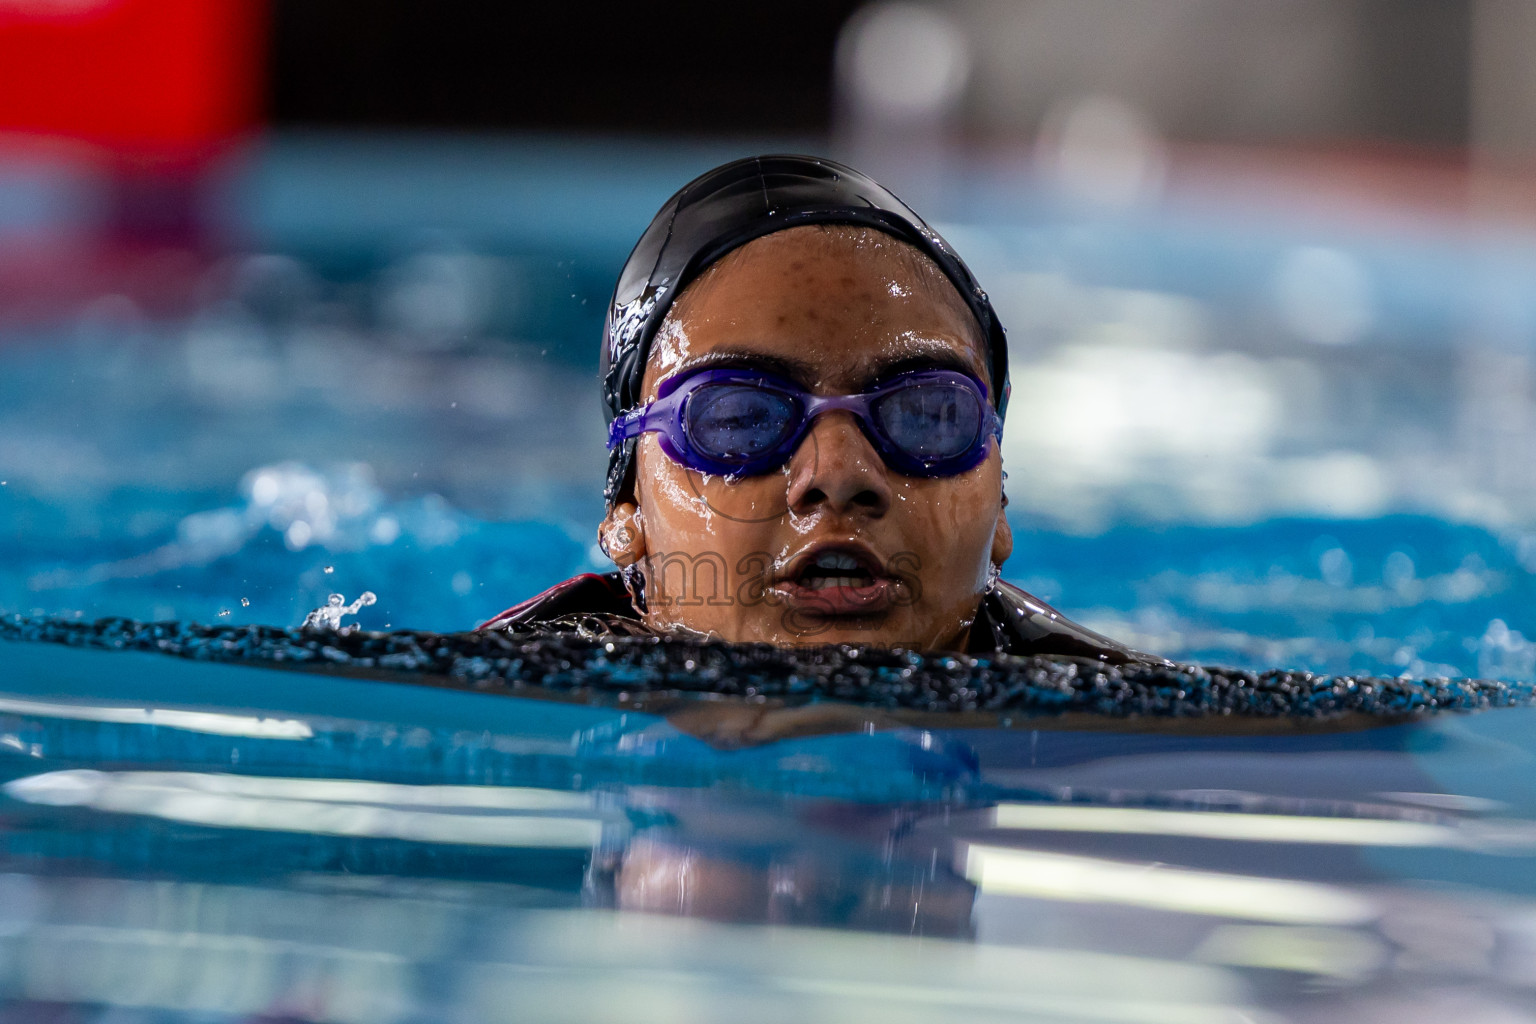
[5,632,1536,1020]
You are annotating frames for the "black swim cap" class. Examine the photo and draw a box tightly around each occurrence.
[601,154,1010,504]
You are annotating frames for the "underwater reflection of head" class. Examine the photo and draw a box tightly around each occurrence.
[599,156,1012,649]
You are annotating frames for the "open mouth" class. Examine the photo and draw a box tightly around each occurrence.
[795,550,878,591]
[775,545,899,620]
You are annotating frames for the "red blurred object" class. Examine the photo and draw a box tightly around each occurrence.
[0,0,266,156]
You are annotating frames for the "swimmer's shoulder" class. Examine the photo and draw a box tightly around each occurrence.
[972,580,1171,668]
[477,572,640,633]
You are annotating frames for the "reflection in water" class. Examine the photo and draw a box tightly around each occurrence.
[0,874,1255,1024]
[991,802,1536,851]
[5,648,1536,1019]
[4,767,981,938]
[964,843,1376,925]
[6,770,611,849]
[0,694,312,738]
[608,809,976,937]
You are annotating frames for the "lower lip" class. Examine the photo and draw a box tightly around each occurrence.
[777,578,897,616]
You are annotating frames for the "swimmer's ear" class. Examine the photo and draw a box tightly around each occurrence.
[599,502,648,567]
[989,503,1013,568]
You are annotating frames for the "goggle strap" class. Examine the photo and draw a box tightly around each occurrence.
[607,407,652,449]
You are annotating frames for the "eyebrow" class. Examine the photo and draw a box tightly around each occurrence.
[867,350,978,387]
[671,341,984,391]
[672,349,818,383]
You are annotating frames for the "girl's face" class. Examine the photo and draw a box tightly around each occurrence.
[601,225,1011,650]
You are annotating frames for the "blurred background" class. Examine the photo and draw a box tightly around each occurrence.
[4,0,1536,677]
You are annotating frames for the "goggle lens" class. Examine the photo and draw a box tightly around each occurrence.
[872,382,982,463]
[686,385,799,461]
[613,366,1000,479]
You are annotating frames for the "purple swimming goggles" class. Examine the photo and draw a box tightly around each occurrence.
[606,366,1003,479]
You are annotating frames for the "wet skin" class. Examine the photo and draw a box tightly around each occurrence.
[600,225,1011,650]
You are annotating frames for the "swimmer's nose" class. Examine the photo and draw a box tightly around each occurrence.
[786,411,892,517]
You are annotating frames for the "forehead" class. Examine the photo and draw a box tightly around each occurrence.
[643,225,989,394]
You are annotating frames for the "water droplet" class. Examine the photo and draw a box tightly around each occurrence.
[302,590,377,631]
[240,598,250,607]
[323,566,334,574]
[217,609,231,618]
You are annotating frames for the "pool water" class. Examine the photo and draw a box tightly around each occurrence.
[8,446,1533,681]
[7,636,1536,1021]
[5,137,1536,1021]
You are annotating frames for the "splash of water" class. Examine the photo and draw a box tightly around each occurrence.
[302,591,377,632]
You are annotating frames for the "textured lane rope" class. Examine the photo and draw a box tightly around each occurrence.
[4,615,1534,719]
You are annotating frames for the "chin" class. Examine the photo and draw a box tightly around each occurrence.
[763,617,945,652]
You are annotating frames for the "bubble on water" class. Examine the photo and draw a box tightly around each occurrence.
[370,515,401,545]
[1478,618,1536,681]
[302,591,377,632]
[1516,534,1536,574]
[285,521,312,551]
[1383,550,1416,592]
[1319,547,1353,588]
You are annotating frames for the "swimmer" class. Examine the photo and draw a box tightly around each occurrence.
[483,155,1155,662]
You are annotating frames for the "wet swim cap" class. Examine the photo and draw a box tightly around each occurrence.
[601,154,1010,504]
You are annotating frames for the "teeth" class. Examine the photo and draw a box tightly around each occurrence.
[808,576,869,590]
[813,552,862,571]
